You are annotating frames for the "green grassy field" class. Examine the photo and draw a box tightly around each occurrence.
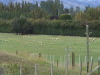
[0,33,100,62]
[0,33,100,75]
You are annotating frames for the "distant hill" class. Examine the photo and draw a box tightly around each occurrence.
[63,0,100,9]
[0,0,100,9]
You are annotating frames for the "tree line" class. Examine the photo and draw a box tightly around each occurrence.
[0,0,100,36]
[0,0,99,20]
[0,0,81,19]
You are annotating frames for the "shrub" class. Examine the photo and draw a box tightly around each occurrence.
[59,14,72,20]
[13,18,34,35]
[0,19,13,33]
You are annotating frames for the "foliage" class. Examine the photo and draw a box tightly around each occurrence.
[75,7,100,21]
[59,14,72,20]
[12,18,34,34]
[0,18,100,36]
[0,0,65,19]
[0,19,13,33]
[0,1,100,36]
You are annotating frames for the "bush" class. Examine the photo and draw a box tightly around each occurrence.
[13,18,34,35]
[59,14,72,20]
[0,19,13,33]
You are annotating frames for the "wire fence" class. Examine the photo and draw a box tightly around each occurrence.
[0,52,100,75]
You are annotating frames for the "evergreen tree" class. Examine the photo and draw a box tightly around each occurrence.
[69,6,75,18]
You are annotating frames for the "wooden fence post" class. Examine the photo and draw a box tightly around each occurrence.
[35,64,37,75]
[39,53,41,58]
[51,63,53,75]
[90,56,93,72]
[53,55,54,65]
[79,55,80,67]
[68,53,70,66]
[20,65,22,75]
[86,25,90,73]
[57,60,58,67]
[50,55,52,63]
[72,52,75,69]
[16,51,18,55]
[64,55,66,67]
[65,59,68,75]
[85,56,87,65]
[98,57,100,74]
[60,55,62,67]
[79,61,82,75]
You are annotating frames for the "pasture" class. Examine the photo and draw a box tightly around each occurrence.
[0,33,100,75]
[0,33,100,62]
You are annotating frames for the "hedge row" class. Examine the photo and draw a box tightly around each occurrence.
[29,19,100,37]
[0,19,100,37]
